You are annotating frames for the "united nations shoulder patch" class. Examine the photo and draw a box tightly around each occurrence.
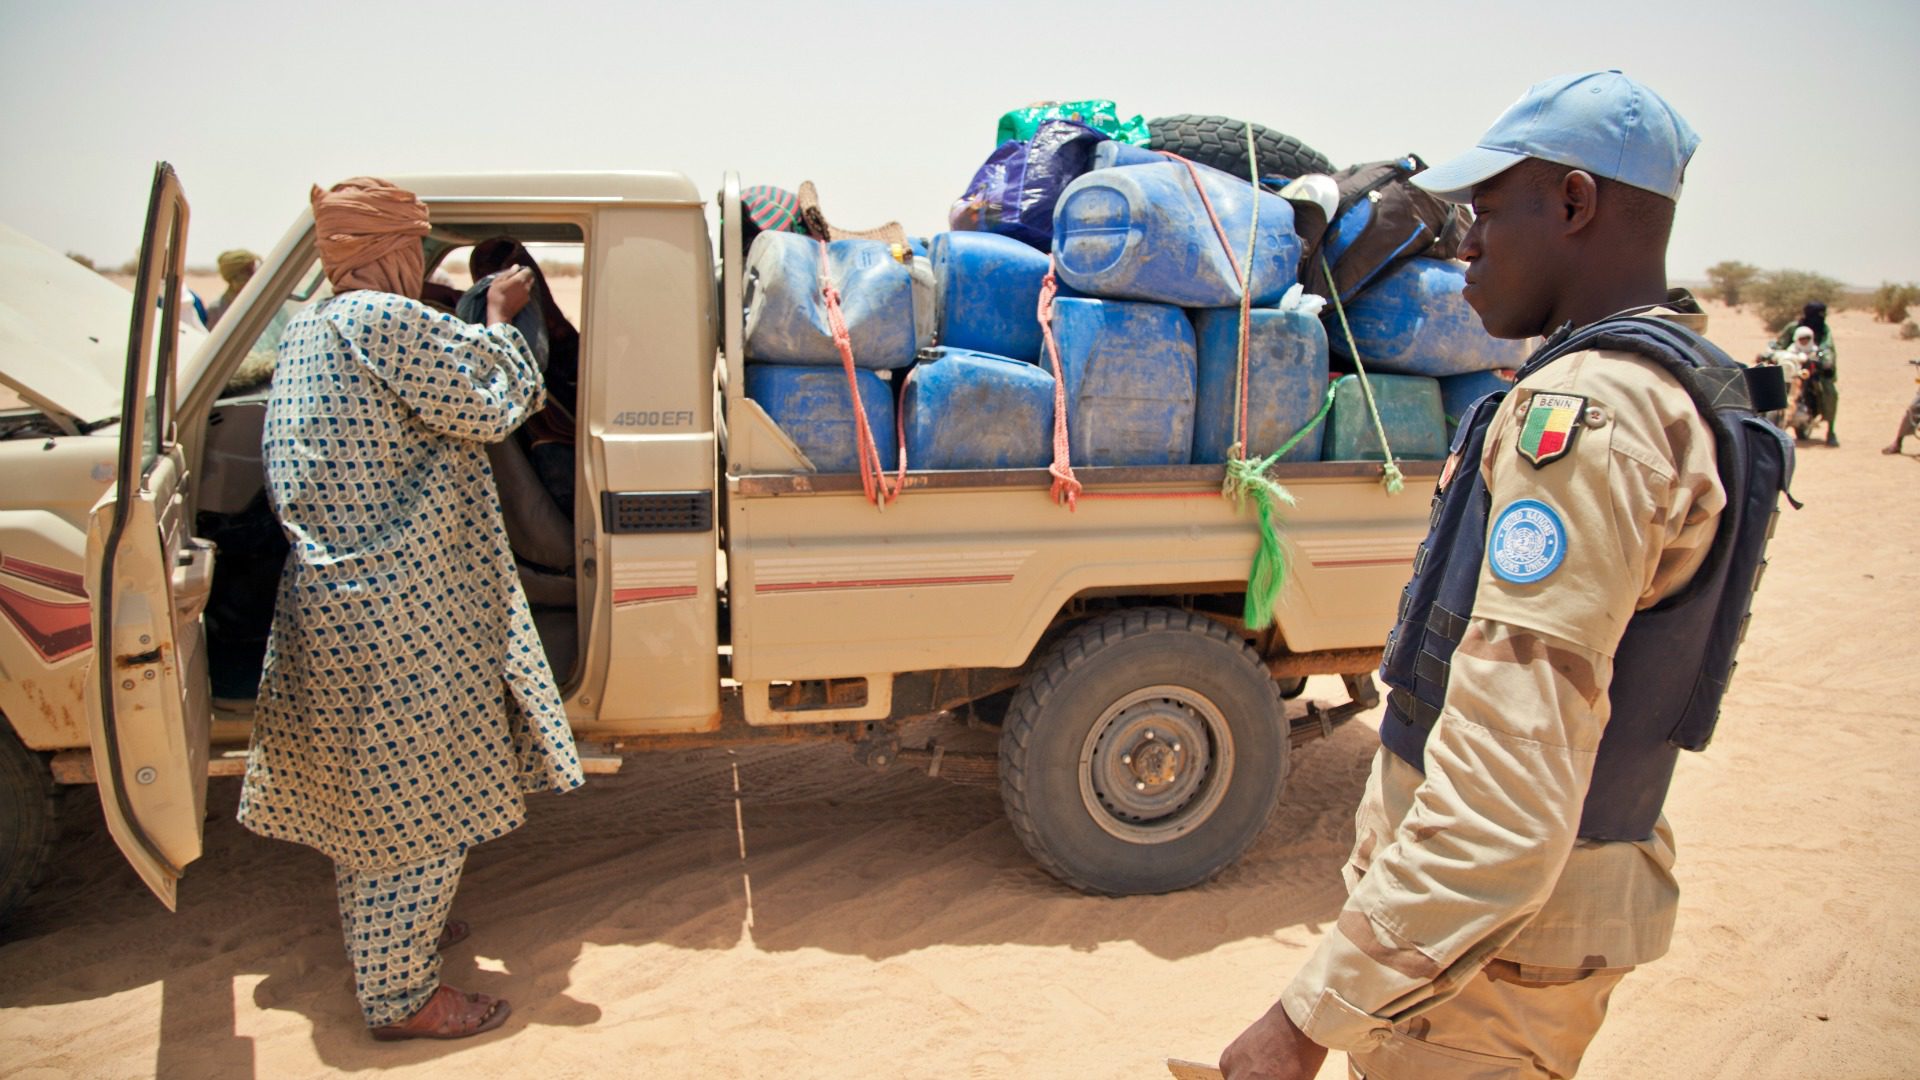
[1488,499,1567,584]
[1516,392,1587,468]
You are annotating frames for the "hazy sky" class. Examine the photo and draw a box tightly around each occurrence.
[2,0,1912,285]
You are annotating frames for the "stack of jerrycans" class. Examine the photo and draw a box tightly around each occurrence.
[917,157,1324,470]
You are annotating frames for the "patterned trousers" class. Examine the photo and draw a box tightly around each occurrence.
[334,849,466,1027]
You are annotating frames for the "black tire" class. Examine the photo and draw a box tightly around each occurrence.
[999,608,1288,895]
[0,727,59,924]
[1276,676,1308,700]
[1146,114,1335,183]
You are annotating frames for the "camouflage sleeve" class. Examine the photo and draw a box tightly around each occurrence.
[1279,353,1716,1052]
[324,291,546,444]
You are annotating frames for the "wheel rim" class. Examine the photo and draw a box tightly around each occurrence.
[1078,684,1234,844]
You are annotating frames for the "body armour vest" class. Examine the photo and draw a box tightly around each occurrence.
[1377,314,1796,841]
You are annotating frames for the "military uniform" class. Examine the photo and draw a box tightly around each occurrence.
[1279,306,1725,1079]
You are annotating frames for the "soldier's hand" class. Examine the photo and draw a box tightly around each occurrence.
[1220,999,1328,1080]
[486,266,536,325]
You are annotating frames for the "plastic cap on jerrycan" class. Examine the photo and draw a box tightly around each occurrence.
[742,231,930,369]
[901,348,1056,470]
[929,232,1049,363]
[744,363,898,473]
[1192,307,1330,464]
[1329,257,1529,377]
[1051,160,1301,308]
[1049,296,1197,466]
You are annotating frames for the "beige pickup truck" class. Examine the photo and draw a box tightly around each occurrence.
[0,164,1436,920]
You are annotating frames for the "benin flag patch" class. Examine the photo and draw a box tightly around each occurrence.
[1516,392,1587,468]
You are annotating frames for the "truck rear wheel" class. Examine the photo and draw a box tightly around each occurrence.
[0,727,58,924]
[999,608,1287,895]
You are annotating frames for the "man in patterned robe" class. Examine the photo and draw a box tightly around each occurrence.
[239,177,584,1040]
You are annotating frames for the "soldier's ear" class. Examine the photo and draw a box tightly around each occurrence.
[1561,170,1599,233]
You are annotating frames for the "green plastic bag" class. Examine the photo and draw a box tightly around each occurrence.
[995,100,1151,146]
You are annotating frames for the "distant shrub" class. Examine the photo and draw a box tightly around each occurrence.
[66,252,95,271]
[1705,260,1760,305]
[1901,320,1919,340]
[1871,281,1920,324]
[1748,269,1845,331]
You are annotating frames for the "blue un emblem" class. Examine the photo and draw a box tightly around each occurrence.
[1488,499,1567,584]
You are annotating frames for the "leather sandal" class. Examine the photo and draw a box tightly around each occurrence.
[370,985,510,1041]
[437,919,470,951]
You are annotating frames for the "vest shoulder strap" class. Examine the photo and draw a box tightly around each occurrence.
[1524,316,1756,420]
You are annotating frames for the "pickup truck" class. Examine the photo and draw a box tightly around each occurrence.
[0,163,1436,921]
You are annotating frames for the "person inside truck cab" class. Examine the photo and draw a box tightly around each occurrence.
[469,236,580,513]
[236,176,585,1041]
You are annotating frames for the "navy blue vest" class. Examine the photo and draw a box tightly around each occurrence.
[1377,315,1796,841]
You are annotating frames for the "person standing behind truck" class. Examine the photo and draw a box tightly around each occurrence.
[236,178,584,1041]
[204,248,257,329]
[1774,300,1838,446]
[1220,72,1744,1078]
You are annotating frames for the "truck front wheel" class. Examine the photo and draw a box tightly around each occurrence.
[0,727,58,924]
[999,608,1287,895]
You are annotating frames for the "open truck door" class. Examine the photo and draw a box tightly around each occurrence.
[82,163,216,910]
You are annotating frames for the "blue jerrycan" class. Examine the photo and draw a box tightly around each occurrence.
[743,231,928,369]
[1329,257,1528,377]
[744,363,898,472]
[1049,296,1197,466]
[901,348,1055,470]
[1052,161,1301,308]
[930,231,1049,363]
[1192,306,1330,464]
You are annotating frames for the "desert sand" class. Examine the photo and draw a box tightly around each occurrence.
[1,301,1917,1079]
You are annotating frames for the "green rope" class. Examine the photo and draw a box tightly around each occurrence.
[1321,255,1405,496]
[1224,383,1338,629]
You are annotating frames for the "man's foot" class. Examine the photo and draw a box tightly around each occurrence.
[1885,444,1904,455]
[1827,433,1840,447]
[370,986,510,1041]
[437,919,469,951]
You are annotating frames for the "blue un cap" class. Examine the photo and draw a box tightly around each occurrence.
[1412,70,1701,205]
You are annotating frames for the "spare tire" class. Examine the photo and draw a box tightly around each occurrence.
[1146,115,1335,183]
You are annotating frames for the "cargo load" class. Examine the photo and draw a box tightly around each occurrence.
[1328,257,1528,377]
[1322,372,1448,462]
[1192,305,1329,465]
[742,231,932,369]
[1049,296,1197,466]
[1052,161,1300,308]
[1439,368,1516,432]
[901,348,1055,470]
[930,231,1049,362]
[744,363,898,472]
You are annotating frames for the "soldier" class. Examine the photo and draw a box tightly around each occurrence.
[1221,72,1739,1079]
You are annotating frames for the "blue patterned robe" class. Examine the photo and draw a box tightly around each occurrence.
[239,290,584,871]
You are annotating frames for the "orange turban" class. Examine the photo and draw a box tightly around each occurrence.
[309,177,429,298]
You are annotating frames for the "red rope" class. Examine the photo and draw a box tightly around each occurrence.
[1037,257,1082,509]
[1036,154,1260,507]
[817,239,904,506]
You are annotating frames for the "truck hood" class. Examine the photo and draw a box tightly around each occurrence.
[0,222,205,428]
